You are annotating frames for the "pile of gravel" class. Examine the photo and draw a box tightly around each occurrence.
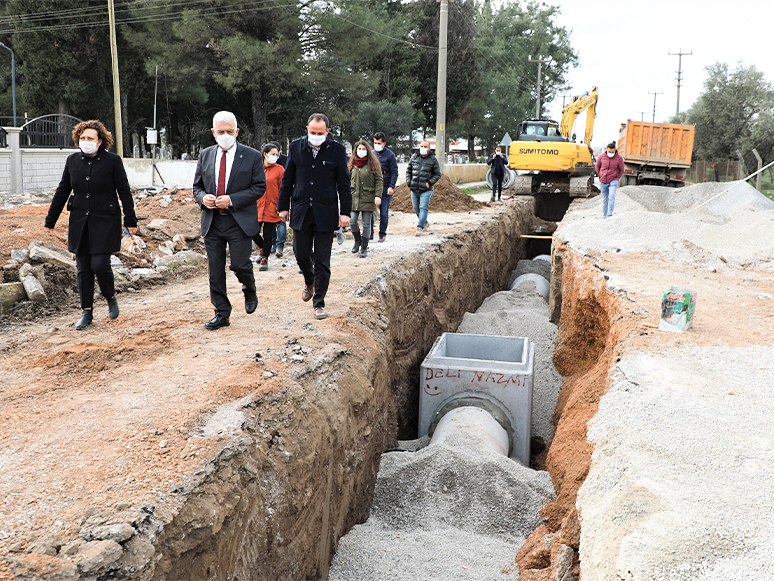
[329,434,555,581]
[457,288,561,447]
[557,182,774,270]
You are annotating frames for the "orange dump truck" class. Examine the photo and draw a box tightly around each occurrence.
[617,121,695,187]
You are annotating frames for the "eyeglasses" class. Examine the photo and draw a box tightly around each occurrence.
[214,129,236,136]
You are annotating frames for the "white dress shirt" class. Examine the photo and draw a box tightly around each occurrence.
[214,143,237,194]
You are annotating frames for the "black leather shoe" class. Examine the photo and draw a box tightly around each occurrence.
[107,297,119,320]
[245,293,258,314]
[75,309,93,330]
[204,315,230,330]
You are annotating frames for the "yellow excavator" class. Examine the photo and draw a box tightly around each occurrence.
[508,87,598,197]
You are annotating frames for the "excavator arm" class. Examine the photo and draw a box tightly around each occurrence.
[559,86,598,145]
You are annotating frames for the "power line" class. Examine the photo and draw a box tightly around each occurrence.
[0,0,293,34]
[329,12,437,50]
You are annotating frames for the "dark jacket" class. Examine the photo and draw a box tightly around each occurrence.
[374,147,399,195]
[192,143,266,238]
[595,151,625,184]
[277,136,352,232]
[406,152,442,193]
[487,152,509,176]
[350,164,383,212]
[45,149,137,254]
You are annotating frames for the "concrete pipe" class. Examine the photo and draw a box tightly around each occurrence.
[430,406,510,456]
[532,254,551,262]
[510,273,549,299]
[486,167,515,189]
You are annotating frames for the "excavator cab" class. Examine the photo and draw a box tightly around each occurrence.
[516,120,567,143]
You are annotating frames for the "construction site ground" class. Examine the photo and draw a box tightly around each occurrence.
[2,179,774,580]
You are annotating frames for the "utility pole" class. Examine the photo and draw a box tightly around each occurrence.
[529,55,549,119]
[107,0,123,156]
[668,48,692,117]
[638,111,648,122]
[560,93,572,110]
[648,91,663,123]
[435,0,448,174]
[0,41,16,126]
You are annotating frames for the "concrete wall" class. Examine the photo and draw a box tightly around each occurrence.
[123,158,199,189]
[20,149,72,191]
[0,152,10,191]
[0,148,75,192]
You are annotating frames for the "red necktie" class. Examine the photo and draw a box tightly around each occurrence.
[217,149,227,198]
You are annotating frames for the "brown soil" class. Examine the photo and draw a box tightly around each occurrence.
[390,174,486,213]
[0,195,535,581]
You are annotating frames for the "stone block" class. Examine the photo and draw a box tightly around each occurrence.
[0,281,26,313]
[77,540,123,576]
[28,241,75,269]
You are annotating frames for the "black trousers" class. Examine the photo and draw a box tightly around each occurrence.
[204,211,256,317]
[252,221,278,259]
[492,174,503,199]
[76,224,114,310]
[293,208,334,309]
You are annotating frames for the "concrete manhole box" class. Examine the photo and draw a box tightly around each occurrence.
[419,333,534,465]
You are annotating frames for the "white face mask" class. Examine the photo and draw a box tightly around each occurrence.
[79,140,99,155]
[215,132,236,150]
[374,143,384,152]
[419,147,429,156]
[308,133,326,147]
[606,151,615,158]
[356,149,367,158]
[266,154,279,164]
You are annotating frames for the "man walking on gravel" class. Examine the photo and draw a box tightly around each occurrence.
[193,111,266,330]
[277,113,351,320]
[406,140,441,236]
[595,141,625,218]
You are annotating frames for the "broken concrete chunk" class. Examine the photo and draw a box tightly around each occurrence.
[0,282,26,313]
[120,234,146,255]
[145,218,169,230]
[28,241,76,269]
[22,274,47,302]
[76,539,123,576]
[172,234,188,251]
[155,250,207,270]
[10,249,29,262]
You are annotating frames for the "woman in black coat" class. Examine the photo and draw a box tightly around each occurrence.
[45,120,138,330]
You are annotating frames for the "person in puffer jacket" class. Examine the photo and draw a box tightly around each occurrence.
[594,141,625,218]
[406,140,442,235]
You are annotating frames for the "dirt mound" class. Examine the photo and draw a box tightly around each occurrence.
[391,174,486,213]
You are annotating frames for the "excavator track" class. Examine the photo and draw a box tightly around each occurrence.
[569,174,595,197]
[509,175,537,195]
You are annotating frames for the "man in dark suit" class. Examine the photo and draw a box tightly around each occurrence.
[277,113,351,320]
[193,111,266,330]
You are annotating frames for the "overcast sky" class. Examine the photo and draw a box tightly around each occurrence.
[539,0,774,147]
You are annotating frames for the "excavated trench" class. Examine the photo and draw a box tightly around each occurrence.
[145,196,615,581]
